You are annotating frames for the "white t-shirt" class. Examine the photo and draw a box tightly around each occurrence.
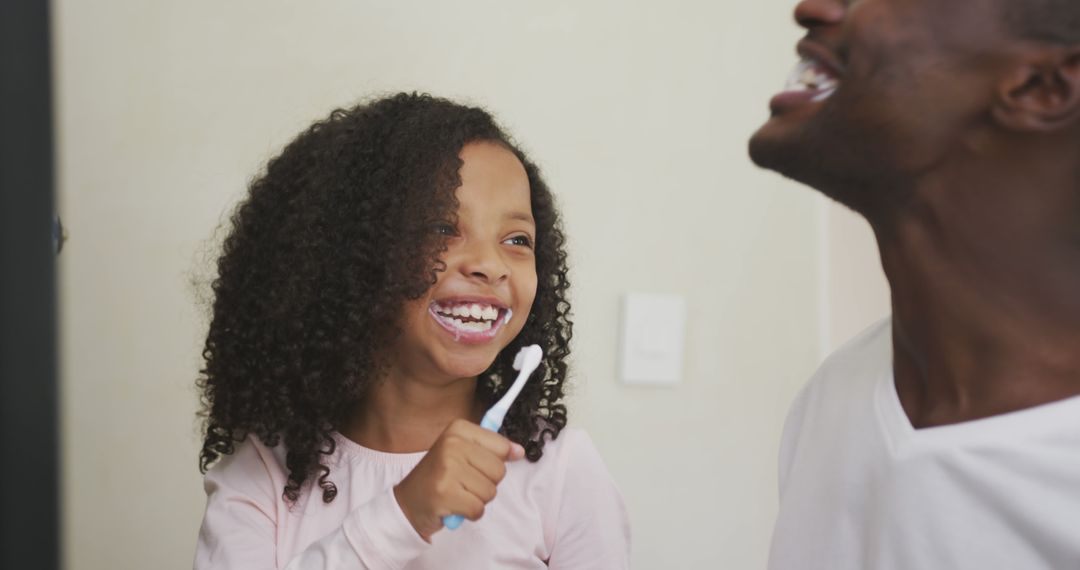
[769,318,1080,570]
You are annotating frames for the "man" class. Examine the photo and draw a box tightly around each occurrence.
[749,0,1080,568]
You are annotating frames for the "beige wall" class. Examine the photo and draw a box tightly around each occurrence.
[54,1,888,568]
[822,203,891,355]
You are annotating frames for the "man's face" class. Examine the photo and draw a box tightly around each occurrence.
[749,0,1011,213]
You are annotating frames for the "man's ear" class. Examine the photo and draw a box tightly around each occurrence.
[992,47,1080,132]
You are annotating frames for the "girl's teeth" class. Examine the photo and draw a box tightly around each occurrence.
[438,303,502,321]
[433,302,506,332]
[448,318,493,333]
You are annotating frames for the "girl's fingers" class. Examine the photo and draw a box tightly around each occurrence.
[457,463,499,504]
[464,443,508,483]
[450,419,526,460]
[458,495,487,522]
[439,473,487,521]
[506,441,526,460]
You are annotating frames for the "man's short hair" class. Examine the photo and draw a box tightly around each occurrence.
[1005,1,1080,43]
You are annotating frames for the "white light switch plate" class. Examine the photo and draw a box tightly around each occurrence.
[619,293,686,386]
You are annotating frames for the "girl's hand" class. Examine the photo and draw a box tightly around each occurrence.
[393,418,526,541]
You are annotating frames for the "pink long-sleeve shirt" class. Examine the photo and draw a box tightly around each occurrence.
[194,428,630,569]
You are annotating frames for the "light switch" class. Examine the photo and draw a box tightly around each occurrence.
[619,293,686,386]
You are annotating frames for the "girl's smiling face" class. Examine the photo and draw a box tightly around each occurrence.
[390,141,538,383]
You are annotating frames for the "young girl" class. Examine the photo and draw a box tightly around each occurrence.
[194,93,630,569]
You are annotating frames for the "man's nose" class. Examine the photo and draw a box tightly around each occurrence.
[794,0,846,30]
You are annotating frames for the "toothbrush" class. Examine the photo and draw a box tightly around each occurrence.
[442,344,543,530]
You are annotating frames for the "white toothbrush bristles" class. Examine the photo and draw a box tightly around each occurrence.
[497,345,543,411]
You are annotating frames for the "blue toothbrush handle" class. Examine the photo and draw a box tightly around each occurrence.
[442,412,503,530]
[442,513,465,529]
[479,414,502,431]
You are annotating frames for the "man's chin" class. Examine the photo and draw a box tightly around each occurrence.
[748,125,808,181]
[748,130,890,220]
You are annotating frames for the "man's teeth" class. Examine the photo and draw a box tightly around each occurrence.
[785,59,838,93]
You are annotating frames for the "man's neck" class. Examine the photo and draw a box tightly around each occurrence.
[870,163,1080,428]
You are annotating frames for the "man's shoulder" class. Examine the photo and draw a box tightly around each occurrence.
[785,317,893,427]
[809,317,892,396]
[777,318,893,489]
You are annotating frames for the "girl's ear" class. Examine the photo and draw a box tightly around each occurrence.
[992,46,1080,132]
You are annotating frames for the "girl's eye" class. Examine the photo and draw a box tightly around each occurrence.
[433,223,457,236]
[505,234,534,248]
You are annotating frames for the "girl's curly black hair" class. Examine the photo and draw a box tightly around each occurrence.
[197,92,571,503]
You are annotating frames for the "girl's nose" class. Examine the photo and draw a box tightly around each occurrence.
[794,0,846,30]
[458,241,510,284]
